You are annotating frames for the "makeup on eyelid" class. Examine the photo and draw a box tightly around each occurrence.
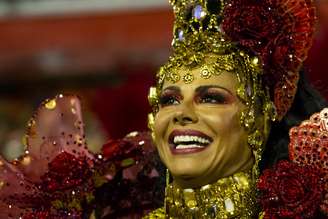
[159,85,236,107]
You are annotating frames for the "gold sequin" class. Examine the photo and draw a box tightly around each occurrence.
[0,181,5,190]
[200,66,212,79]
[21,156,31,166]
[45,99,57,110]
[182,72,195,84]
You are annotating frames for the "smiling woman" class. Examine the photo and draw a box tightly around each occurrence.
[155,68,253,189]
[0,0,327,218]
[145,0,328,218]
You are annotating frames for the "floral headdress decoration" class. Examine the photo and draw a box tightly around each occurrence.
[148,0,316,177]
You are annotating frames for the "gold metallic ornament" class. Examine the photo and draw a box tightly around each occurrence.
[182,72,195,84]
[146,171,258,219]
[45,99,57,110]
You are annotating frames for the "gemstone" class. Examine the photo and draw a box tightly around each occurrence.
[183,189,197,209]
[224,198,235,212]
[252,57,259,65]
[178,29,185,41]
[193,5,206,20]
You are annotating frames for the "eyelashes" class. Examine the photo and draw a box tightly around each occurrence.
[197,92,229,104]
[159,93,181,107]
[159,89,233,107]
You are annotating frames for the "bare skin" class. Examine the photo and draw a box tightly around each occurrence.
[154,66,254,189]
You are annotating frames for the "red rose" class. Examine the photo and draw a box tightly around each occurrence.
[258,160,325,218]
[222,0,281,54]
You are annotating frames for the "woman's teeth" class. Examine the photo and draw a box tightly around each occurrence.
[173,135,211,149]
[175,144,205,149]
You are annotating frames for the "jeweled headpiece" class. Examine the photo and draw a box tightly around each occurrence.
[149,0,316,121]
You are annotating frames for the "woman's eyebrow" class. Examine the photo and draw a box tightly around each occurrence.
[195,85,232,95]
[162,86,181,93]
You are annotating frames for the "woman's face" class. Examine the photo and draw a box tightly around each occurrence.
[154,66,254,188]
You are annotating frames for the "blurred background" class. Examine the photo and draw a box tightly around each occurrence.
[0,0,327,159]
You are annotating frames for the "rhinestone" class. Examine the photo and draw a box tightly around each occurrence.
[252,57,259,65]
[126,131,139,137]
[183,189,197,209]
[178,29,185,41]
[193,5,206,20]
[224,198,235,212]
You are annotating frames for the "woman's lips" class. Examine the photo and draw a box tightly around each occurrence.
[168,130,213,155]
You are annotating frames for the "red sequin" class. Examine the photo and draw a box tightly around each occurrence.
[258,160,325,218]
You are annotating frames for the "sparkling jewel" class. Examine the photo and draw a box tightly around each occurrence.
[45,99,57,110]
[224,198,235,212]
[193,5,206,20]
[178,29,184,41]
[161,171,258,218]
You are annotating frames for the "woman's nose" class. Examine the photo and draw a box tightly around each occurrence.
[173,103,198,125]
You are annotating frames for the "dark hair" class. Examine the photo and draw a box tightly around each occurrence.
[260,69,328,171]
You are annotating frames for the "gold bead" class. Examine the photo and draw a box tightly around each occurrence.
[21,156,31,166]
[45,99,57,110]
[252,57,259,66]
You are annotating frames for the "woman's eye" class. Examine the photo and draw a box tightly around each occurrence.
[159,95,180,107]
[199,93,227,104]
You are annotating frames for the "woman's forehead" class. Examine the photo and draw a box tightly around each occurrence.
[162,67,239,92]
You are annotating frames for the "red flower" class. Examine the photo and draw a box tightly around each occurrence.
[258,160,325,218]
[222,0,282,56]
[41,152,92,192]
[222,0,316,119]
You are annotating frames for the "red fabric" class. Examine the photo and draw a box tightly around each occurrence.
[90,65,155,139]
[305,25,328,100]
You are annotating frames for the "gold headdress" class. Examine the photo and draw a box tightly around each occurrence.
[149,0,316,155]
[149,0,316,118]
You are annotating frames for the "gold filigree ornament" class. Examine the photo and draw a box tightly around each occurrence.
[145,171,259,219]
[182,71,195,84]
